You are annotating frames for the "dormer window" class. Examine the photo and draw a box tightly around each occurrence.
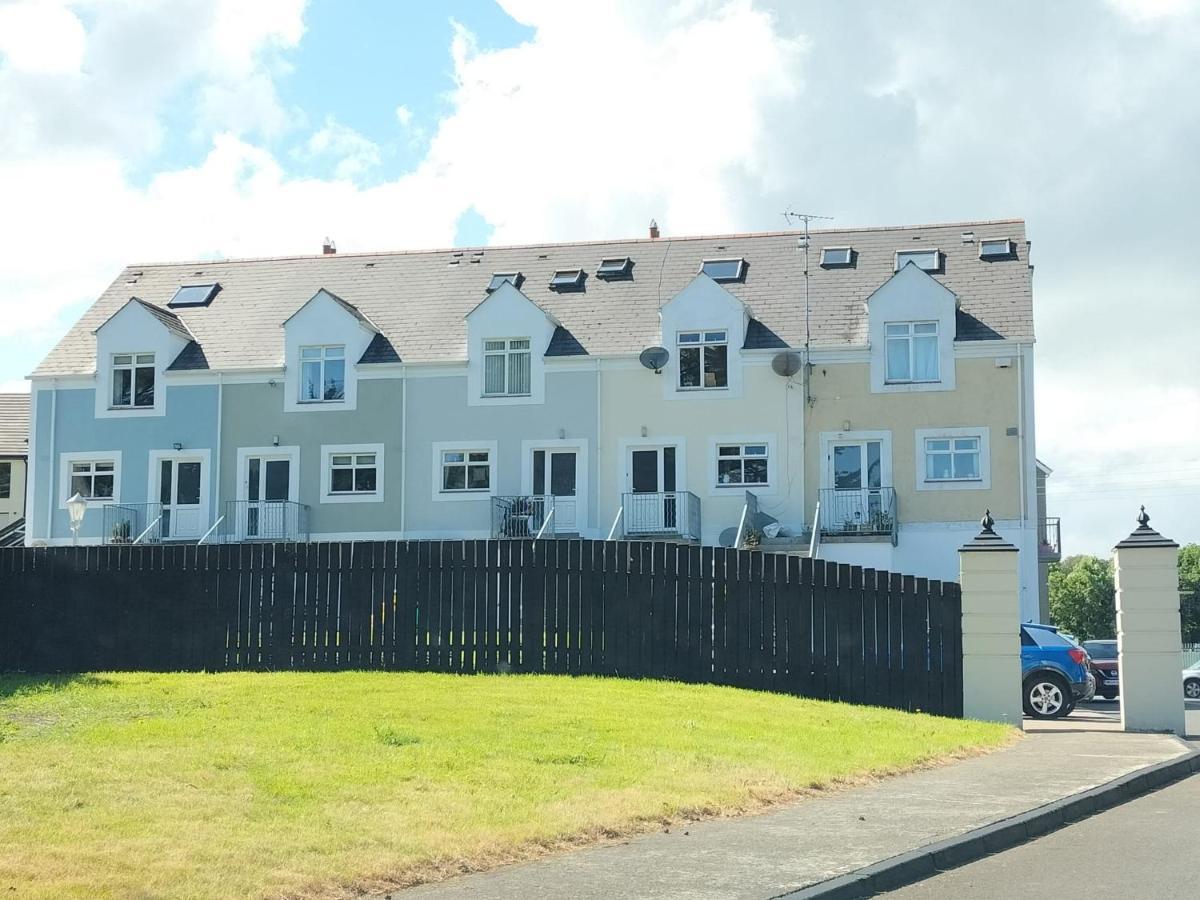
[700,258,745,283]
[111,353,155,408]
[483,338,531,396]
[487,272,524,292]
[596,257,633,278]
[979,239,1015,259]
[885,322,939,383]
[299,345,345,402]
[820,247,854,268]
[678,330,728,389]
[549,269,585,290]
[895,249,941,272]
[168,283,220,308]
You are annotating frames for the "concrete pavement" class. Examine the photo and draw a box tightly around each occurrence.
[394,727,1191,900]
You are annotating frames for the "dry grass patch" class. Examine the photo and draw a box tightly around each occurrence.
[0,672,1013,898]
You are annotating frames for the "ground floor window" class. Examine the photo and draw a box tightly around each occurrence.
[69,460,116,500]
[442,450,491,492]
[0,461,9,499]
[716,443,768,486]
[925,436,981,482]
[330,452,378,494]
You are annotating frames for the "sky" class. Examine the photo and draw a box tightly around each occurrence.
[0,0,1197,555]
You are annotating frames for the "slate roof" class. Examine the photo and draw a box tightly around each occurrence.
[0,394,30,457]
[32,219,1033,376]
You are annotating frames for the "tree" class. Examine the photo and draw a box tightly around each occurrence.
[1048,555,1115,641]
[1179,544,1200,645]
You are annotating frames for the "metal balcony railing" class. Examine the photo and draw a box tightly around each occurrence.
[102,502,163,544]
[222,500,309,543]
[1039,516,1062,561]
[621,491,702,541]
[491,495,555,539]
[818,487,898,545]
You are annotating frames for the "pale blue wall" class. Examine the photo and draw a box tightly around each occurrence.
[29,385,219,541]
[405,371,598,535]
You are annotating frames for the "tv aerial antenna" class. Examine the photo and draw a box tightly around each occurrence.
[782,209,832,353]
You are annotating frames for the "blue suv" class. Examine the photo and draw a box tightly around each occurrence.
[1021,623,1096,718]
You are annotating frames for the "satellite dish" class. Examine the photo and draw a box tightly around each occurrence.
[718,527,739,548]
[639,346,669,373]
[771,351,802,377]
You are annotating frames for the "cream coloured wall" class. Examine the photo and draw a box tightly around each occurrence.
[803,355,1022,524]
[0,458,25,524]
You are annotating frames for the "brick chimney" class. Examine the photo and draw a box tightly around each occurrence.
[322,237,337,255]
[648,219,660,239]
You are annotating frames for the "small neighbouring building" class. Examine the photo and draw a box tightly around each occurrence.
[0,393,30,535]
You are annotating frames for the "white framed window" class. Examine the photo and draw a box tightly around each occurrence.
[700,258,745,282]
[979,239,1014,259]
[678,330,728,389]
[59,451,122,508]
[299,345,346,402]
[0,461,11,499]
[895,249,940,271]
[716,443,769,486]
[483,338,531,397]
[820,246,853,267]
[885,321,939,383]
[442,449,491,492]
[111,353,155,408]
[320,443,384,503]
[915,428,991,491]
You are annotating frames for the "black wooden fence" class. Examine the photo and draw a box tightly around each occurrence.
[0,540,963,717]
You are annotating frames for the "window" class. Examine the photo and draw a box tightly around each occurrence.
[700,258,745,282]
[69,460,115,500]
[596,257,632,278]
[885,322,939,382]
[895,249,940,271]
[442,450,491,492]
[678,330,728,389]
[111,353,155,408]
[483,338,531,396]
[487,272,524,292]
[820,247,854,267]
[168,283,220,307]
[299,345,345,402]
[980,239,1014,259]
[925,436,981,482]
[549,269,585,290]
[329,452,377,495]
[716,444,768,486]
[0,461,9,499]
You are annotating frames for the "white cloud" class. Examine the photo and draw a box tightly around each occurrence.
[301,116,382,180]
[395,104,413,127]
[0,1,86,74]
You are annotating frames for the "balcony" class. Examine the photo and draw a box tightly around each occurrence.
[621,491,702,542]
[492,495,556,539]
[1039,517,1061,562]
[222,500,310,543]
[817,488,898,545]
[102,502,163,544]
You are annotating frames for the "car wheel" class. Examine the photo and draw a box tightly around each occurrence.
[1024,673,1071,719]
[1186,678,1200,701]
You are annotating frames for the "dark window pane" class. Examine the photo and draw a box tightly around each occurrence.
[744,458,768,484]
[704,345,727,387]
[112,369,131,406]
[134,366,155,406]
[160,460,172,504]
[248,458,260,501]
[550,452,576,496]
[331,468,353,493]
[663,447,676,492]
[176,463,201,505]
[71,474,91,497]
[678,346,700,387]
[833,445,862,490]
[631,450,657,493]
[0,462,9,499]
[264,460,289,501]
[467,464,490,489]
[324,359,345,400]
[443,466,465,491]
[93,474,114,499]
[717,459,742,484]
[533,450,545,495]
[354,467,376,493]
[867,442,882,489]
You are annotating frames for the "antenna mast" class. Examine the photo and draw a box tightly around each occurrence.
[782,210,832,352]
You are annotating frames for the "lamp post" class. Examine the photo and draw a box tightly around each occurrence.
[66,492,87,546]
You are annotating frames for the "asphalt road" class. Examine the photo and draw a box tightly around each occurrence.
[1062,697,1200,737]
[884,772,1200,898]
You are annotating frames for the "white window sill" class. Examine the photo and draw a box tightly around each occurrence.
[677,386,730,392]
[481,394,531,399]
[321,491,383,505]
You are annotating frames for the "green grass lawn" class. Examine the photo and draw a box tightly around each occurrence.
[0,672,1013,898]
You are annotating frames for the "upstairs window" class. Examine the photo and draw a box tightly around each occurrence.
[442,450,491,492]
[487,272,524,292]
[700,258,746,282]
[596,257,633,278]
[168,283,220,308]
[549,269,585,290]
[483,338,531,396]
[329,452,378,494]
[895,249,941,271]
[111,353,155,408]
[885,322,939,383]
[300,345,345,402]
[925,437,981,482]
[820,247,854,267]
[980,239,1015,259]
[678,330,728,389]
[70,460,115,500]
[717,443,769,486]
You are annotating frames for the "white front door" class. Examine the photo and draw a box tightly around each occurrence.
[241,455,293,540]
[627,446,678,533]
[829,440,883,526]
[156,455,207,540]
[532,449,579,532]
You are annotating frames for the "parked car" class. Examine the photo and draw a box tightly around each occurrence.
[1082,639,1119,699]
[1021,623,1095,718]
[1185,661,1200,701]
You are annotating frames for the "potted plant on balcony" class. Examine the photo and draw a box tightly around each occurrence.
[110,520,132,544]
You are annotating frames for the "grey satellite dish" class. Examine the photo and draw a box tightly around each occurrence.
[639,346,669,373]
[718,527,739,548]
[771,351,802,377]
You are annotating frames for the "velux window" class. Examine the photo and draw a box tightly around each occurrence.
[678,330,728,389]
[483,338,531,396]
[925,437,981,482]
[700,258,745,282]
[980,239,1014,259]
[717,443,768,486]
[300,345,345,402]
[442,450,491,492]
[885,322,939,383]
[111,353,154,408]
[330,452,377,494]
[895,249,940,271]
[70,460,115,500]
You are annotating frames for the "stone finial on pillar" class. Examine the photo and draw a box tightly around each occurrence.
[958,509,1023,726]
[1113,506,1184,735]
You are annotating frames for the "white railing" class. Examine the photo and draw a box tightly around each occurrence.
[808,500,821,559]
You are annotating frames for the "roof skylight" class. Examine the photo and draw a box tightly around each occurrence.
[700,258,746,282]
[979,239,1015,259]
[895,249,940,272]
[549,269,585,290]
[820,247,854,268]
[486,272,524,292]
[596,257,633,278]
[168,283,220,308]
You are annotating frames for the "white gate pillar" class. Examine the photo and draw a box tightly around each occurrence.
[1114,507,1185,735]
[959,511,1023,726]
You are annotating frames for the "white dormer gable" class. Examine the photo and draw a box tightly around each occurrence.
[93,298,193,419]
[282,288,378,413]
[866,262,958,393]
[658,273,749,401]
[464,282,557,407]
